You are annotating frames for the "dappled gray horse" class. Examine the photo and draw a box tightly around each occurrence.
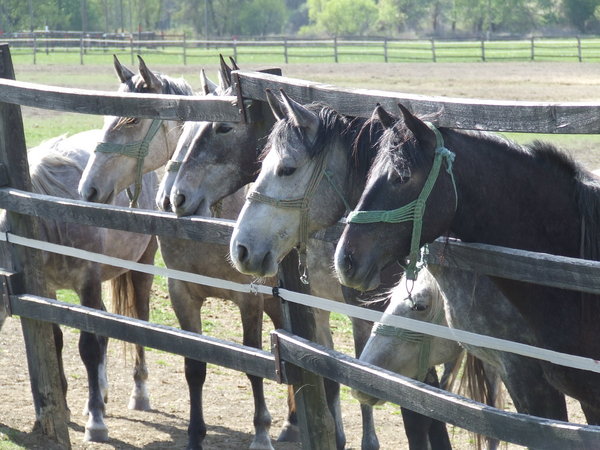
[1,131,158,442]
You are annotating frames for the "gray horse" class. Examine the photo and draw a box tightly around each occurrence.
[1,131,158,442]
[78,56,296,450]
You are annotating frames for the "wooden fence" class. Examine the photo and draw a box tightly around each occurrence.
[2,42,600,449]
[4,34,600,64]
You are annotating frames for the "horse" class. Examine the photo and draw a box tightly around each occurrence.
[0,131,159,442]
[78,56,297,450]
[356,264,571,448]
[227,89,459,449]
[334,103,600,424]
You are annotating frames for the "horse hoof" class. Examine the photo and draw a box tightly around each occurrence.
[249,438,274,450]
[277,421,300,442]
[84,425,109,442]
[128,396,151,411]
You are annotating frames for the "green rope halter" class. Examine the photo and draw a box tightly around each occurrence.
[346,122,457,281]
[95,118,163,208]
[373,294,445,381]
[247,148,329,284]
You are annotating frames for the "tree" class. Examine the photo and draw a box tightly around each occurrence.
[239,0,287,35]
[564,0,600,31]
[309,0,377,36]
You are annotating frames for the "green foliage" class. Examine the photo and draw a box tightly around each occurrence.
[564,0,600,31]
[312,0,378,36]
[239,0,288,35]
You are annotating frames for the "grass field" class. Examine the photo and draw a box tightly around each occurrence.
[8,36,600,67]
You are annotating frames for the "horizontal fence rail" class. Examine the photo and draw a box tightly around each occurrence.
[234,70,600,133]
[5,35,600,65]
[272,330,600,449]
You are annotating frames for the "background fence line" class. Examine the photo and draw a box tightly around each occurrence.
[5,34,600,64]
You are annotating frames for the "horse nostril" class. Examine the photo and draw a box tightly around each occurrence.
[84,187,98,203]
[160,196,171,212]
[173,193,185,208]
[343,253,354,274]
[237,244,249,263]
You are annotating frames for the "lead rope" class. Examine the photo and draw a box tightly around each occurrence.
[95,118,164,208]
[346,122,457,281]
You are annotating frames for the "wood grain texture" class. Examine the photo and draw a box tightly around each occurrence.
[0,77,241,121]
[235,70,600,133]
[273,329,600,449]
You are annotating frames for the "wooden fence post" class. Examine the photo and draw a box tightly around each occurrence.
[284,38,288,64]
[531,36,535,61]
[333,37,338,63]
[79,34,84,65]
[431,38,437,62]
[276,251,337,449]
[481,39,486,62]
[577,36,582,62]
[0,44,71,449]
[32,34,36,65]
[384,38,388,63]
[129,34,134,65]
[183,33,187,65]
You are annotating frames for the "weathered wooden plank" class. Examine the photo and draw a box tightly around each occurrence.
[235,70,600,134]
[0,188,234,245]
[0,77,241,121]
[427,239,600,295]
[273,329,600,449]
[276,252,337,449]
[0,44,71,449]
[12,295,281,382]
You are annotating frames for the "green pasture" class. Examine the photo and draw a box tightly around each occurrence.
[9,37,600,66]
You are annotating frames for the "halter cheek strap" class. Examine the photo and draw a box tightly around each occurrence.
[95,118,164,207]
[346,122,457,281]
[373,295,445,381]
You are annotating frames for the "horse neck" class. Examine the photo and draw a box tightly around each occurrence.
[448,132,581,257]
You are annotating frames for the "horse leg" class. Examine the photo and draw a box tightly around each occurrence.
[127,236,158,411]
[581,401,600,425]
[423,368,451,450]
[263,298,300,443]
[349,316,380,450]
[77,277,110,442]
[169,278,207,450]
[314,309,346,450]
[237,296,274,450]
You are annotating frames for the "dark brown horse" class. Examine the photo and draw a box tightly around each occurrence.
[335,103,600,424]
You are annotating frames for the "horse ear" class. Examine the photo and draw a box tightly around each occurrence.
[279,89,319,130]
[374,104,396,129]
[229,56,240,71]
[113,54,134,83]
[219,54,232,88]
[199,69,218,95]
[397,103,437,154]
[265,89,286,121]
[137,55,162,91]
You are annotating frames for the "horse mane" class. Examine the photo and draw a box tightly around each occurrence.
[263,103,382,180]
[123,72,194,97]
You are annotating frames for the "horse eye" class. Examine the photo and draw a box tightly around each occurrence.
[411,303,428,312]
[215,124,233,134]
[277,166,296,177]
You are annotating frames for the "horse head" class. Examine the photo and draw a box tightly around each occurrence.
[168,63,275,217]
[78,55,194,205]
[230,89,354,278]
[335,104,457,291]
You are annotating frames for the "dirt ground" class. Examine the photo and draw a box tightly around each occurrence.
[1,61,598,449]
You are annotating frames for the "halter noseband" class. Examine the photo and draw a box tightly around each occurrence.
[346,122,457,281]
[245,121,350,284]
[95,118,164,207]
